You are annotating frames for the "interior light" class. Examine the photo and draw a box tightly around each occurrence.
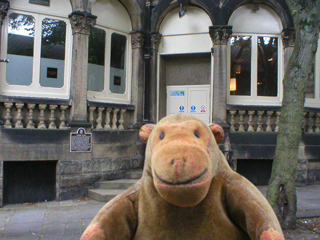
[230,78,237,91]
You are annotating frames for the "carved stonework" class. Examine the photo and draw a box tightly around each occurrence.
[131,31,145,49]
[151,33,162,51]
[282,28,295,48]
[68,11,97,35]
[209,25,233,45]
[0,1,9,25]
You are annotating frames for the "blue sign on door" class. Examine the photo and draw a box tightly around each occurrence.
[191,105,196,113]
[179,105,185,113]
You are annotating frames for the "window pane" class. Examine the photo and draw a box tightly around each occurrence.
[40,18,66,88]
[230,36,251,96]
[6,13,35,85]
[110,33,126,94]
[257,37,278,96]
[88,27,106,92]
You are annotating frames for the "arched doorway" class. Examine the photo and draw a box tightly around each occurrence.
[157,7,213,123]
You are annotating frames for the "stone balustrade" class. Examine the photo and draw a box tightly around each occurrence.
[227,109,320,133]
[88,106,127,130]
[1,102,71,129]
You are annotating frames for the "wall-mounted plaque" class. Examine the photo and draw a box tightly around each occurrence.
[70,128,92,152]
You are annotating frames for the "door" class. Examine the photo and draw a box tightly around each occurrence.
[167,85,211,123]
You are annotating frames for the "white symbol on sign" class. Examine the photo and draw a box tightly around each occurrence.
[200,105,206,113]
[191,105,196,113]
[179,105,185,113]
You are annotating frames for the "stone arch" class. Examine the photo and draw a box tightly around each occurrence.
[151,0,219,33]
[221,0,293,29]
[119,0,145,31]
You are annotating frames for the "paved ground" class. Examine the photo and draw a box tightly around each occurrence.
[0,185,319,240]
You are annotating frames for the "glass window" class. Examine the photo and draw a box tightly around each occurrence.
[88,27,106,92]
[257,37,278,96]
[6,13,35,85]
[40,18,66,88]
[110,33,126,94]
[230,36,251,96]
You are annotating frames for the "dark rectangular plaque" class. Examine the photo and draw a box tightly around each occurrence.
[29,0,50,6]
[70,128,92,152]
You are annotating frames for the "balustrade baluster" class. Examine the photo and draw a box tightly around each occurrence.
[247,111,255,132]
[112,108,119,130]
[89,107,96,128]
[238,111,246,132]
[303,112,307,132]
[4,103,13,128]
[118,109,126,130]
[27,104,36,129]
[315,113,320,133]
[59,105,68,129]
[96,107,104,130]
[104,108,112,130]
[275,111,281,132]
[38,104,47,129]
[307,112,315,133]
[256,111,264,132]
[15,103,24,128]
[48,105,57,129]
[266,111,274,132]
[229,110,237,131]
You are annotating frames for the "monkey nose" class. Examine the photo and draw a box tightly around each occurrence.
[171,158,187,166]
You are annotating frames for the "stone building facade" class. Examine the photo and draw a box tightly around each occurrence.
[0,0,319,206]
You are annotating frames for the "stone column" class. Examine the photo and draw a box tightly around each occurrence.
[282,28,295,72]
[68,10,96,127]
[209,25,232,125]
[148,32,161,123]
[130,31,145,124]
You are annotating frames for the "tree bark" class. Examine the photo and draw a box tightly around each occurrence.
[267,0,320,230]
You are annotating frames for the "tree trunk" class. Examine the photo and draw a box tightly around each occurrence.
[266,0,320,230]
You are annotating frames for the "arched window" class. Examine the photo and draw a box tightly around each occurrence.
[0,0,72,99]
[228,4,283,105]
[88,0,132,104]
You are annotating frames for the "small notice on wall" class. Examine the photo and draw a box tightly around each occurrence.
[170,91,185,97]
[70,128,92,152]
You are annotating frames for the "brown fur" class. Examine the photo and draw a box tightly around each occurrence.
[81,114,284,240]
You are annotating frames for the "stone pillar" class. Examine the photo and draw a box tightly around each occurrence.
[0,161,2,207]
[130,31,145,124]
[68,10,96,127]
[282,28,295,72]
[148,32,162,123]
[209,25,232,125]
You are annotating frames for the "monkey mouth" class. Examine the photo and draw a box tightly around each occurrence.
[154,168,208,186]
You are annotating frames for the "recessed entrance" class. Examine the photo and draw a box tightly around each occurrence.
[3,161,57,204]
[237,159,273,186]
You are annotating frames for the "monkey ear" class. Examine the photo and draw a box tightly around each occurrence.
[139,124,156,144]
[208,124,225,144]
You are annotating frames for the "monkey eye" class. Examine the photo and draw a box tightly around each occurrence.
[194,130,200,138]
[160,132,165,140]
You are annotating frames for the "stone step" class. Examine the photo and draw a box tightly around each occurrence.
[96,179,138,190]
[87,189,125,202]
[125,170,143,179]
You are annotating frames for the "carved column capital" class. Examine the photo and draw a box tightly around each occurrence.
[282,28,295,48]
[150,32,162,51]
[209,25,233,45]
[0,1,9,25]
[68,10,97,35]
[131,31,145,49]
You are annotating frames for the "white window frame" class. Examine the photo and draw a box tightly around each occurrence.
[227,33,283,106]
[87,25,132,104]
[305,38,320,108]
[0,10,72,99]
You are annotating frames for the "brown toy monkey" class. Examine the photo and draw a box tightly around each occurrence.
[81,114,284,240]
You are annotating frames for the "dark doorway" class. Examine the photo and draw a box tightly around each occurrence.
[237,159,273,186]
[3,161,57,204]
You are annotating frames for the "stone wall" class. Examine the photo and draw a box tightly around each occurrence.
[0,127,144,205]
